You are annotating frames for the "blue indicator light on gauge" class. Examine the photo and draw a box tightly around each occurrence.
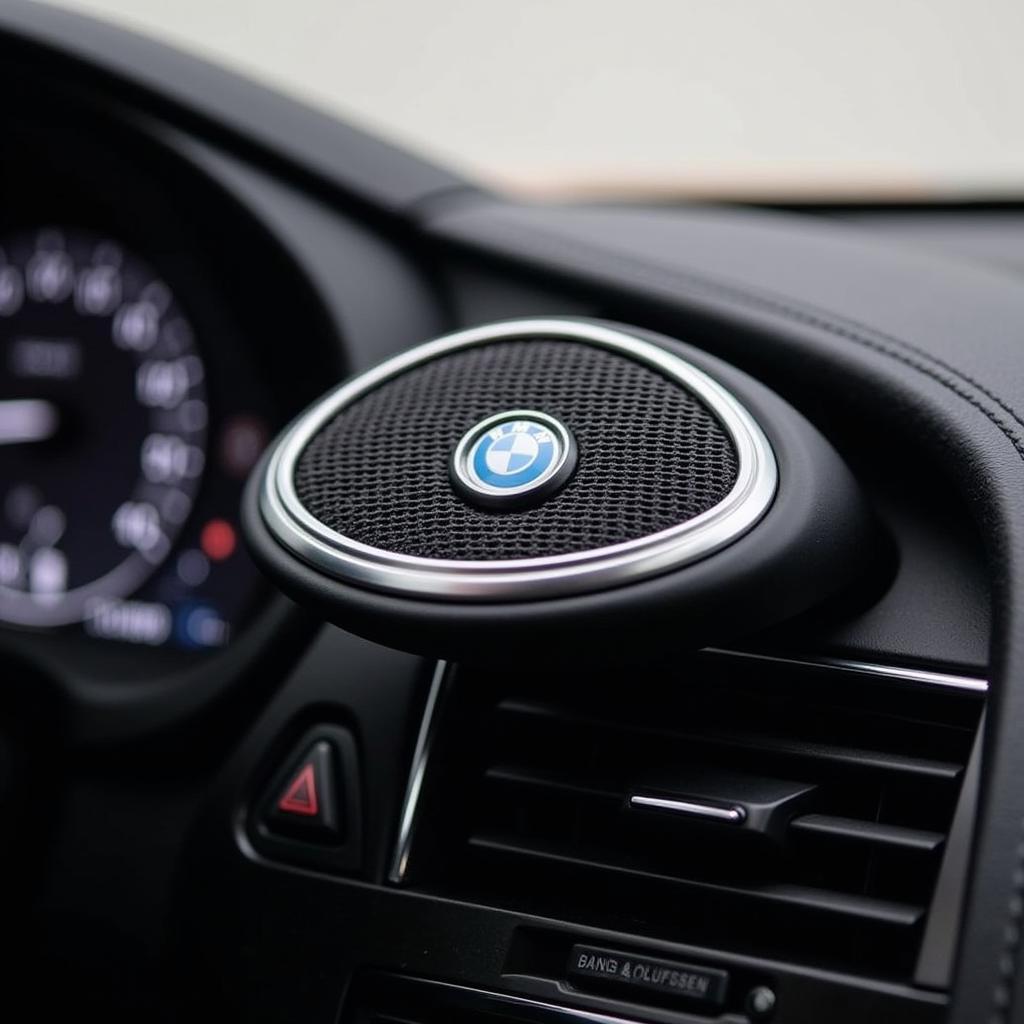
[175,602,230,649]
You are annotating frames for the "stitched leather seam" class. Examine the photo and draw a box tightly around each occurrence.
[680,277,1024,439]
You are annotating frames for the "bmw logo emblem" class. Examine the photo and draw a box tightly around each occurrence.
[451,410,577,509]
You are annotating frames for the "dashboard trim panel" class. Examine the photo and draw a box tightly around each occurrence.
[389,659,449,884]
[705,647,988,694]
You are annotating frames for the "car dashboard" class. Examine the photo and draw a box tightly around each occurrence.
[0,5,1020,1024]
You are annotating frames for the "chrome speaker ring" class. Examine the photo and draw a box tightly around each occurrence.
[259,318,778,601]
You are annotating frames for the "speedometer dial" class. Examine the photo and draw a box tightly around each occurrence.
[0,227,208,627]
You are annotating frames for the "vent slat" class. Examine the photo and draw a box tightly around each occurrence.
[469,835,926,927]
[791,814,946,853]
[484,765,619,801]
[497,701,964,781]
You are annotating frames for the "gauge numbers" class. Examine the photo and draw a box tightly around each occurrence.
[0,227,208,627]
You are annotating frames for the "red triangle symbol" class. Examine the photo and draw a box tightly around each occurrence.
[277,762,319,816]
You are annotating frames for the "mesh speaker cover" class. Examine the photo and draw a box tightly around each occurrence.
[292,338,739,561]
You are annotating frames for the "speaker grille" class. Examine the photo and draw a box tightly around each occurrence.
[293,339,738,561]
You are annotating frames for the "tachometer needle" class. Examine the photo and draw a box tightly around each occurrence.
[0,399,60,445]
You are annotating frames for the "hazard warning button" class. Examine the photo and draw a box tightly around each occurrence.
[250,724,362,871]
[278,761,319,816]
[264,739,342,841]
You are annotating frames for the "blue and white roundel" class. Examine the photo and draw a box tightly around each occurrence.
[453,410,575,505]
[473,420,555,489]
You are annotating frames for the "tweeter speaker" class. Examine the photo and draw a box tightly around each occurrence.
[244,318,880,661]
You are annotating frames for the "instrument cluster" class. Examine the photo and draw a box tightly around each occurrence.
[0,224,271,650]
[0,103,332,661]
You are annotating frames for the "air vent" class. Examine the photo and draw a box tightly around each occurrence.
[402,654,983,981]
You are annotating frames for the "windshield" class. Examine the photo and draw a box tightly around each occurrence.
[52,0,1024,202]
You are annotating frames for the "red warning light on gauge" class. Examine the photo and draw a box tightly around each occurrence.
[200,518,236,561]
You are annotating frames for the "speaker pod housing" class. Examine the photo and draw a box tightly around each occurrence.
[243,319,882,663]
